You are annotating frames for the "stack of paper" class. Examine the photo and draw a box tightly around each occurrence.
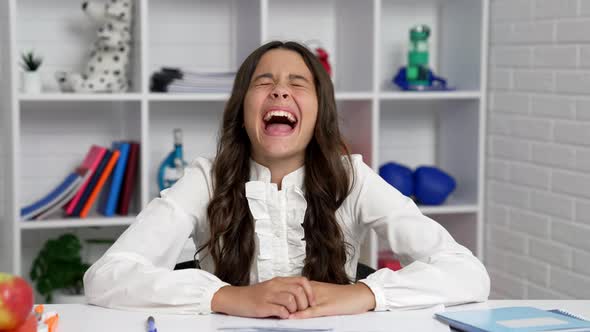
[167,71,235,93]
[150,67,235,93]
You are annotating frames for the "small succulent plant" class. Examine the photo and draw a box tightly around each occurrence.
[20,51,43,72]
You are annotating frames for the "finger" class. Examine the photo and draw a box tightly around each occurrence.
[292,277,316,306]
[270,292,298,313]
[286,284,309,311]
[289,306,319,320]
[268,304,290,319]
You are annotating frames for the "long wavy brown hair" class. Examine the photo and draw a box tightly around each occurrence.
[197,41,354,286]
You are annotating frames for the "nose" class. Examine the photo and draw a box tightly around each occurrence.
[82,1,88,10]
[271,86,290,100]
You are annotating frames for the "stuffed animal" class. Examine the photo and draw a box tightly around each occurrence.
[56,0,133,93]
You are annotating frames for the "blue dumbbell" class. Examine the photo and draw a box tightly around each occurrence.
[379,162,414,197]
[413,166,456,205]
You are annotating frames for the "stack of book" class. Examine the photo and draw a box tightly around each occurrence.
[150,67,235,93]
[21,142,140,221]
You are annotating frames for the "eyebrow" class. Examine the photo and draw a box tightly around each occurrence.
[252,73,311,84]
[252,73,273,82]
[288,74,311,84]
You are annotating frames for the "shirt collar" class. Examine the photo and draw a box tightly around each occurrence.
[248,158,305,190]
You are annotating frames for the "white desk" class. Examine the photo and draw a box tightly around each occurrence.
[43,300,590,332]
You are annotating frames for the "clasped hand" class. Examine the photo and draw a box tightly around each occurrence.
[211,276,376,319]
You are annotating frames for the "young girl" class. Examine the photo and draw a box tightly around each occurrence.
[84,41,490,319]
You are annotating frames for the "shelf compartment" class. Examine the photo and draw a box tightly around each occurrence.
[148,0,260,81]
[265,0,374,93]
[379,99,480,207]
[19,101,143,221]
[379,0,483,92]
[21,225,128,301]
[16,0,144,93]
[148,100,223,199]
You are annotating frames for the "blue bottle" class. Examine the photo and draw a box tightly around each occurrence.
[158,128,187,191]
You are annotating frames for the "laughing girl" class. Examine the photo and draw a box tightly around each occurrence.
[84,41,490,319]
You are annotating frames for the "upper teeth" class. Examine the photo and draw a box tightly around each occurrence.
[264,110,296,123]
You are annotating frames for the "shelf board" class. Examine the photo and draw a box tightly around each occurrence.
[379,90,482,100]
[18,93,143,102]
[419,203,480,215]
[148,93,231,102]
[148,92,374,102]
[19,216,135,230]
[335,92,374,100]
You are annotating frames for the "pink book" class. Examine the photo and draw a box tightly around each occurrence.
[64,145,107,216]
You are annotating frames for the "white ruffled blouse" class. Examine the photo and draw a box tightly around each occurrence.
[83,155,490,315]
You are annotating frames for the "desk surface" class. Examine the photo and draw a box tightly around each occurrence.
[43,300,590,332]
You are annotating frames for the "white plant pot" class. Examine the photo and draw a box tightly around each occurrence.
[51,289,86,304]
[21,71,42,94]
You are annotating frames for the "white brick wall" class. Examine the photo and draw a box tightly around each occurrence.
[487,0,590,299]
[0,4,9,273]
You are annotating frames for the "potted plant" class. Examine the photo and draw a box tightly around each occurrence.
[30,233,90,304]
[19,50,43,94]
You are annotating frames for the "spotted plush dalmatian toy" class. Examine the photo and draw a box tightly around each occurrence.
[56,0,133,93]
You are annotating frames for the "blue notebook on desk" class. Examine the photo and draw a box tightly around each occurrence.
[435,306,590,332]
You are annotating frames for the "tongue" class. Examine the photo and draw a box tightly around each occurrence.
[266,123,293,135]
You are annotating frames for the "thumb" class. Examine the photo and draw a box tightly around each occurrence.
[289,306,323,320]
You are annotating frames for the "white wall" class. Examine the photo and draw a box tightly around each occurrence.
[486,0,590,299]
[0,0,11,272]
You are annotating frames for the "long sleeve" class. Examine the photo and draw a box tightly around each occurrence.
[83,157,229,314]
[349,157,490,311]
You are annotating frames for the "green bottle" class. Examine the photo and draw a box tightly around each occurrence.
[406,24,431,89]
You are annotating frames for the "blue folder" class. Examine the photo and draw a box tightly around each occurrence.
[436,306,590,332]
[100,142,130,217]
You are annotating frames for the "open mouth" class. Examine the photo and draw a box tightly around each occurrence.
[262,108,298,136]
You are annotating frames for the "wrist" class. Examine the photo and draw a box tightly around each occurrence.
[211,285,233,313]
[353,282,376,312]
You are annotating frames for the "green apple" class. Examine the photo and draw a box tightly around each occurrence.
[0,272,34,330]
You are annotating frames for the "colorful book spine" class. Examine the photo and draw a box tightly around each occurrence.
[101,142,130,217]
[117,142,140,215]
[20,172,82,221]
[80,150,120,218]
[73,150,112,217]
[35,167,92,220]
[64,145,107,215]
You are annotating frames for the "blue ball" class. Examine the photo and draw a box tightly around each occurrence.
[379,162,414,197]
[413,166,456,205]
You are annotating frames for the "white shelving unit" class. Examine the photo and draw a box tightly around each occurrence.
[0,0,489,281]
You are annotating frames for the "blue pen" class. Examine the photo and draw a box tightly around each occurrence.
[147,316,158,332]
